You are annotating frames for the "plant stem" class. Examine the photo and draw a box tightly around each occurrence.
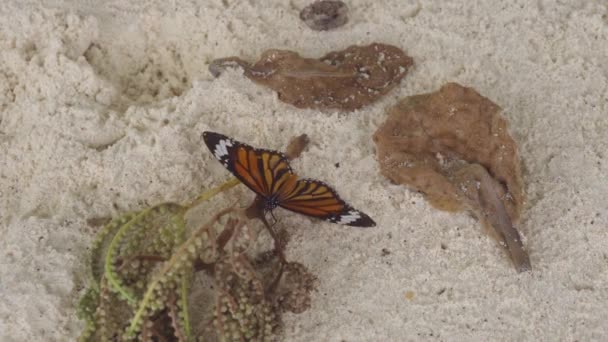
[186,177,241,210]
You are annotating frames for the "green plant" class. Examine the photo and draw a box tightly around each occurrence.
[78,136,316,341]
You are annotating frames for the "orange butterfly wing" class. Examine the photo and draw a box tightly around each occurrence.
[232,145,295,199]
[203,131,293,199]
[278,179,375,227]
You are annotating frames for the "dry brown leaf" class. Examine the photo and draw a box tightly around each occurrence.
[374,83,531,272]
[209,43,413,111]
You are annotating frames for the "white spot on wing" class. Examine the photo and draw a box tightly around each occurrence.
[214,139,233,161]
[337,210,361,225]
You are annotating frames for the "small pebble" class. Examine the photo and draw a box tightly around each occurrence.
[300,1,348,31]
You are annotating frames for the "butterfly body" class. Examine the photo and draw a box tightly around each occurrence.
[265,195,280,211]
[203,131,375,227]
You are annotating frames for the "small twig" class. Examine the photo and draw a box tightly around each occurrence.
[193,225,233,274]
[265,261,286,295]
[216,221,237,250]
[167,293,186,342]
[186,177,241,210]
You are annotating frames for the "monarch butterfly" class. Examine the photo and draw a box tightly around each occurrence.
[203,131,375,227]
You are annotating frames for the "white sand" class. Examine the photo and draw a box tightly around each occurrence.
[1,0,607,340]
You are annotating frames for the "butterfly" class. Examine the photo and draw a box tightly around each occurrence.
[203,131,375,227]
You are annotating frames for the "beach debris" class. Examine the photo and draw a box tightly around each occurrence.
[300,0,348,31]
[373,83,531,272]
[209,43,413,111]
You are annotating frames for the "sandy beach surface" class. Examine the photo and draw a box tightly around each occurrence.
[1,0,607,340]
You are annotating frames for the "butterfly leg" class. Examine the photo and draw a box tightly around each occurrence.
[269,209,279,226]
[259,213,287,265]
[246,196,287,264]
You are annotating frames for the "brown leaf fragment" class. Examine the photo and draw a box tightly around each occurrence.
[210,43,413,111]
[285,134,310,160]
[373,83,530,272]
[300,1,348,31]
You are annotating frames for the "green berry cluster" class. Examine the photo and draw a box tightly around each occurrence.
[78,179,317,341]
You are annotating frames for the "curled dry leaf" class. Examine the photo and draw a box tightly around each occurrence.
[300,0,348,31]
[373,83,531,272]
[209,43,413,111]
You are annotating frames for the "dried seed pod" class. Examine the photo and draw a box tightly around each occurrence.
[273,262,316,314]
[300,0,348,31]
[285,134,310,160]
[210,43,413,111]
[374,83,530,272]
